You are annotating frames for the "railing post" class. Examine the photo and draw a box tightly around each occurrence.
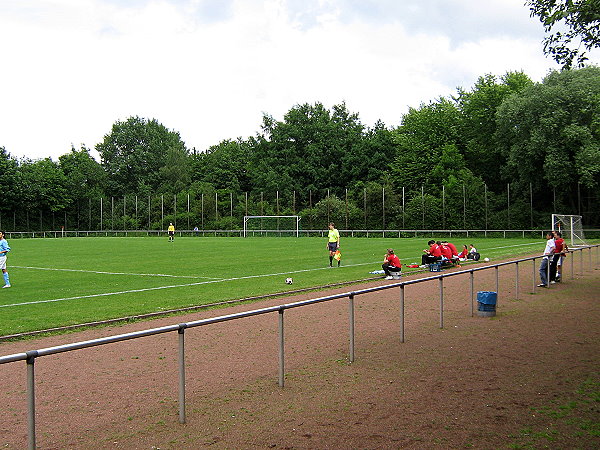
[26,351,38,450]
[580,247,584,276]
[178,325,186,424]
[439,277,444,329]
[470,271,474,317]
[515,261,519,300]
[531,258,537,294]
[348,294,355,362]
[278,309,285,387]
[495,266,499,305]
[399,285,405,343]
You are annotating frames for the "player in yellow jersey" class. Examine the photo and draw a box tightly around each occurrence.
[326,222,340,267]
[167,222,175,242]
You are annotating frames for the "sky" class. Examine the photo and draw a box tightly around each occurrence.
[0,0,584,161]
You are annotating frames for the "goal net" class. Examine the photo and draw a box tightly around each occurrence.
[552,214,587,247]
[243,216,301,237]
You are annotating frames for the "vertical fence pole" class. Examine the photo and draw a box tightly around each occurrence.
[495,266,499,305]
[439,277,444,329]
[470,271,474,317]
[348,294,355,362]
[580,248,584,276]
[178,326,186,424]
[26,351,37,450]
[533,258,537,292]
[278,309,285,387]
[571,249,575,280]
[515,262,519,300]
[400,285,405,343]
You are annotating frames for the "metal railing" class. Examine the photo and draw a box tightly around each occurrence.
[1,244,598,449]
[4,228,570,239]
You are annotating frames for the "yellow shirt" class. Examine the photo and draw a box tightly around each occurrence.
[328,228,340,242]
[168,225,175,232]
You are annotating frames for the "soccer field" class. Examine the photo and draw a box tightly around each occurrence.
[0,236,543,337]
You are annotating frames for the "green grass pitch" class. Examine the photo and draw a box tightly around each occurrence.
[0,236,544,337]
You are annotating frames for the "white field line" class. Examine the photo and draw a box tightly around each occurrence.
[12,266,221,280]
[2,241,541,309]
[0,262,374,309]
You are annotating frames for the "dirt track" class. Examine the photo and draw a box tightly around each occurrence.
[1,259,599,449]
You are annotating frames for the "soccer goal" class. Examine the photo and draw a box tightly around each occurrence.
[243,215,301,237]
[552,214,587,247]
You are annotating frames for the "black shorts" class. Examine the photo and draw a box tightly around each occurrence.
[328,242,338,252]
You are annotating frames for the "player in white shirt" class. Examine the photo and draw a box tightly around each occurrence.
[538,231,555,287]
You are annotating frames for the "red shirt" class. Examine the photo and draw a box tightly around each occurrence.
[386,254,402,268]
[458,249,468,258]
[554,238,564,253]
[447,242,458,256]
[440,244,452,259]
[430,244,442,257]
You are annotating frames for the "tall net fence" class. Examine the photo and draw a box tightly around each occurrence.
[1,182,598,233]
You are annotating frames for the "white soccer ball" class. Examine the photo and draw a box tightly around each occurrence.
[483,257,490,262]
[285,277,293,285]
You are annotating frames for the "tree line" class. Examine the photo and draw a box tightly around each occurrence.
[1,67,598,232]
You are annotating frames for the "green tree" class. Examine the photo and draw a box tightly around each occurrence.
[97,116,188,196]
[159,145,191,194]
[457,72,533,192]
[0,147,19,213]
[58,145,106,199]
[17,158,71,218]
[342,120,395,184]
[191,139,251,192]
[526,0,600,68]
[495,67,600,213]
[252,102,365,199]
[390,97,463,190]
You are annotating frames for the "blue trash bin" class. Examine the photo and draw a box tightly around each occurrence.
[477,291,497,317]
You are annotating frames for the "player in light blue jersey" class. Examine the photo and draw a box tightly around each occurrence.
[0,231,10,288]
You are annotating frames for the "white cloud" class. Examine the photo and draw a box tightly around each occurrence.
[0,0,569,161]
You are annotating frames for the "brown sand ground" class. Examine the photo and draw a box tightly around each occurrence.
[0,259,599,449]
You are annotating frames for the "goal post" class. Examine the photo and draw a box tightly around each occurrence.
[552,214,587,247]
[243,215,301,237]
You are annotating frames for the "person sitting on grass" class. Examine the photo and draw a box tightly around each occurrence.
[382,248,402,280]
[467,244,477,259]
[458,244,469,261]
[467,244,481,261]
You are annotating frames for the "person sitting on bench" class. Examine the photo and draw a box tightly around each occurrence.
[421,240,442,267]
[382,248,402,280]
